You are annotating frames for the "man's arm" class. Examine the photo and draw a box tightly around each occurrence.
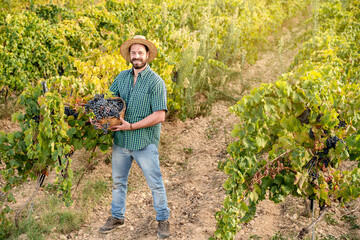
[110,110,165,131]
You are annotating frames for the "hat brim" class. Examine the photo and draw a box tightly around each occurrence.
[120,39,158,63]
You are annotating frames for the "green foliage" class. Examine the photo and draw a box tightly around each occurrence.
[341,214,360,230]
[172,0,310,118]
[271,232,288,240]
[2,178,109,239]
[319,235,337,240]
[7,216,48,240]
[0,0,310,234]
[0,76,113,230]
[214,0,360,239]
[43,209,82,234]
[206,118,223,139]
[81,179,109,205]
[0,11,67,91]
[250,234,262,239]
[319,234,358,240]
[3,194,85,240]
[0,0,33,13]
[35,4,75,23]
[0,0,310,117]
[324,212,338,225]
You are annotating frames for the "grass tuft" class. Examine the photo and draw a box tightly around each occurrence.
[3,179,110,239]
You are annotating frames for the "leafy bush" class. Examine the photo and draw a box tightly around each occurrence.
[214,0,360,239]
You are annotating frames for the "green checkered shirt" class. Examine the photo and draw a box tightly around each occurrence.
[109,65,167,151]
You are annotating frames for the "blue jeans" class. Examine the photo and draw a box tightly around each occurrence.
[111,143,170,221]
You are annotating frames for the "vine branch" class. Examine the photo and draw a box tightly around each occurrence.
[245,150,291,184]
[298,206,330,239]
[14,174,44,228]
[237,150,291,201]
[342,204,359,217]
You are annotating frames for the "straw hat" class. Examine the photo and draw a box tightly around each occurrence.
[120,35,158,63]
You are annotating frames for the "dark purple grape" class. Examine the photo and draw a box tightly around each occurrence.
[326,136,340,149]
[337,120,346,128]
[64,106,78,119]
[85,94,124,134]
[309,128,315,139]
[297,107,311,125]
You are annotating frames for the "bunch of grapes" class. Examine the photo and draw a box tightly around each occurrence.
[305,135,346,209]
[298,108,347,179]
[64,106,78,118]
[85,94,124,134]
[305,136,343,182]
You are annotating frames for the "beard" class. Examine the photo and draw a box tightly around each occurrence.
[131,58,147,69]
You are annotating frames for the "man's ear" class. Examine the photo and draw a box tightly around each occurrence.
[147,51,150,60]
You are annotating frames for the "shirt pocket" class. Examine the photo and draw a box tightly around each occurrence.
[130,90,152,117]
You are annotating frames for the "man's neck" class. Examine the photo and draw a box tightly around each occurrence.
[133,64,148,77]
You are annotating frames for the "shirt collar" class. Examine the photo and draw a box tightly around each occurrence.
[130,64,151,77]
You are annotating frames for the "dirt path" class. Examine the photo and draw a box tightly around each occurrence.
[5,13,360,240]
[66,15,313,240]
[65,102,237,240]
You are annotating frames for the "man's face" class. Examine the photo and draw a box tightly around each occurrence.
[130,44,149,69]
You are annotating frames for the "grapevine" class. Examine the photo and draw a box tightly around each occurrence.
[214,0,360,239]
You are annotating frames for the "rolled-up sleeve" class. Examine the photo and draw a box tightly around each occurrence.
[151,79,167,113]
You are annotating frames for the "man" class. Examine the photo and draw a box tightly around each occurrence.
[97,35,170,238]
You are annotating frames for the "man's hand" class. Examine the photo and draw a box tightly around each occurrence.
[109,110,165,132]
[110,117,131,131]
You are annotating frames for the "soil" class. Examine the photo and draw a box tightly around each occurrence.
[3,14,360,240]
